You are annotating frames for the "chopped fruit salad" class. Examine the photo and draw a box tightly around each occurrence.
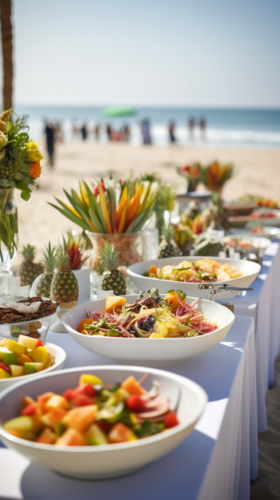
[77,289,217,338]
[146,258,243,283]
[0,336,54,380]
[2,373,180,446]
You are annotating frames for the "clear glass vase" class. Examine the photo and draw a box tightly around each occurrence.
[87,232,143,272]
[0,189,18,296]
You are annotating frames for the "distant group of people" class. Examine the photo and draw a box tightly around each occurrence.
[44,116,207,164]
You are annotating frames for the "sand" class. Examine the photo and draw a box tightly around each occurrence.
[13,140,280,266]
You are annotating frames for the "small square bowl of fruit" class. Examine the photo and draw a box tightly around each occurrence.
[0,334,66,392]
[0,297,59,343]
[0,366,207,479]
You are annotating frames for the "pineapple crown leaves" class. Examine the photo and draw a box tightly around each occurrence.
[20,244,36,261]
[41,242,57,273]
[55,245,71,271]
[99,241,119,271]
[62,231,87,270]
[161,225,174,245]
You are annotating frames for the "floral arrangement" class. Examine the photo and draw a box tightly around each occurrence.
[198,161,235,191]
[0,110,43,263]
[49,179,157,234]
[177,164,200,192]
[0,110,43,200]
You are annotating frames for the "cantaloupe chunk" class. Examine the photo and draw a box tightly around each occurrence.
[41,408,67,427]
[37,392,54,404]
[108,422,136,444]
[36,428,57,444]
[45,395,69,411]
[106,296,126,312]
[148,265,158,275]
[56,428,86,446]
[121,376,146,396]
[62,405,97,433]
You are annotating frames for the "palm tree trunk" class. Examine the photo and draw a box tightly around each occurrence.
[0,0,13,110]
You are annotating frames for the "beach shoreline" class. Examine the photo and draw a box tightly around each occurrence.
[13,141,280,266]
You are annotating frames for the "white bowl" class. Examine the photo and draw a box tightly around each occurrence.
[127,256,261,300]
[229,226,280,240]
[0,343,66,393]
[63,295,235,367]
[0,365,207,479]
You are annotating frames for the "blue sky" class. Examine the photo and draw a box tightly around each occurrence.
[12,0,280,107]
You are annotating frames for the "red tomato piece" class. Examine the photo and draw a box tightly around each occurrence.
[96,421,111,433]
[0,362,9,373]
[72,395,94,407]
[21,404,37,416]
[164,412,179,428]
[36,339,44,347]
[62,389,75,401]
[126,395,146,412]
[74,383,96,398]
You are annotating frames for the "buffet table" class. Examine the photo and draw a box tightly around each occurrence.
[220,240,280,432]
[0,316,257,500]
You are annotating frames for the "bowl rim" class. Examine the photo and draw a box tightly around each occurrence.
[0,342,66,384]
[62,295,235,342]
[127,255,261,287]
[0,364,208,452]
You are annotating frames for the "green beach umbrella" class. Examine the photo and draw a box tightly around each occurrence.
[102,107,137,118]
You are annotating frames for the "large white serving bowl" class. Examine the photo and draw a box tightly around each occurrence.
[0,365,207,479]
[63,295,235,367]
[127,256,261,300]
[0,343,66,393]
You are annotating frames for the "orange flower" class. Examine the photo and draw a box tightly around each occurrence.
[29,161,41,179]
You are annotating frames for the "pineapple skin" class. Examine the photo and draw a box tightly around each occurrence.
[50,269,79,308]
[36,272,54,298]
[158,242,180,259]
[19,261,44,287]
[101,269,126,296]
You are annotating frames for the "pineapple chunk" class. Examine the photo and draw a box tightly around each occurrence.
[17,335,38,350]
[4,340,26,354]
[106,296,126,312]
[79,374,103,386]
[29,347,49,365]
[10,365,24,377]
[0,368,10,379]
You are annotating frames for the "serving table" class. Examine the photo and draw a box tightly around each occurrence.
[220,240,280,432]
[0,316,257,500]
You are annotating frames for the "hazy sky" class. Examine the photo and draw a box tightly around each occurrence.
[10,0,280,107]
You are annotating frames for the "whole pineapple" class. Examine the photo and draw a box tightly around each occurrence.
[50,246,79,309]
[36,243,57,298]
[158,226,181,259]
[100,241,126,296]
[19,245,44,286]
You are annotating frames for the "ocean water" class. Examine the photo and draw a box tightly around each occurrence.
[15,105,280,148]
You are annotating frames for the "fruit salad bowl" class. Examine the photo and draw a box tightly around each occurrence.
[62,295,235,367]
[0,365,207,479]
[127,257,261,300]
[0,342,66,393]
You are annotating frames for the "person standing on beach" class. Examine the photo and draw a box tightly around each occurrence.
[44,120,55,167]
[81,123,88,140]
[188,117,195,140]
[168,121,176,143]
[141,119,152,145]
[94,125,100,141]
[106,124,112,141]
[199,118,206,140]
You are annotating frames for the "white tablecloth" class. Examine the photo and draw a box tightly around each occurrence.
[0,316,257,500]
[220,240,280,432]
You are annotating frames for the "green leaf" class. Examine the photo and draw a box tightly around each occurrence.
[48,202,91,230]
[88,207,104,233]
[21,190,31,201]
[0,178,10,186]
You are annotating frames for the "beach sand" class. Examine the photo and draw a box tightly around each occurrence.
[13,141,280,265]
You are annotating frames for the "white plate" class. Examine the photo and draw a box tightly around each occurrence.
[128,256,261,300]
[63,295,235,367]
[0,343,66,393]
[229,227,280,240]
[0,365,207,479]
[223,235,271,255]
